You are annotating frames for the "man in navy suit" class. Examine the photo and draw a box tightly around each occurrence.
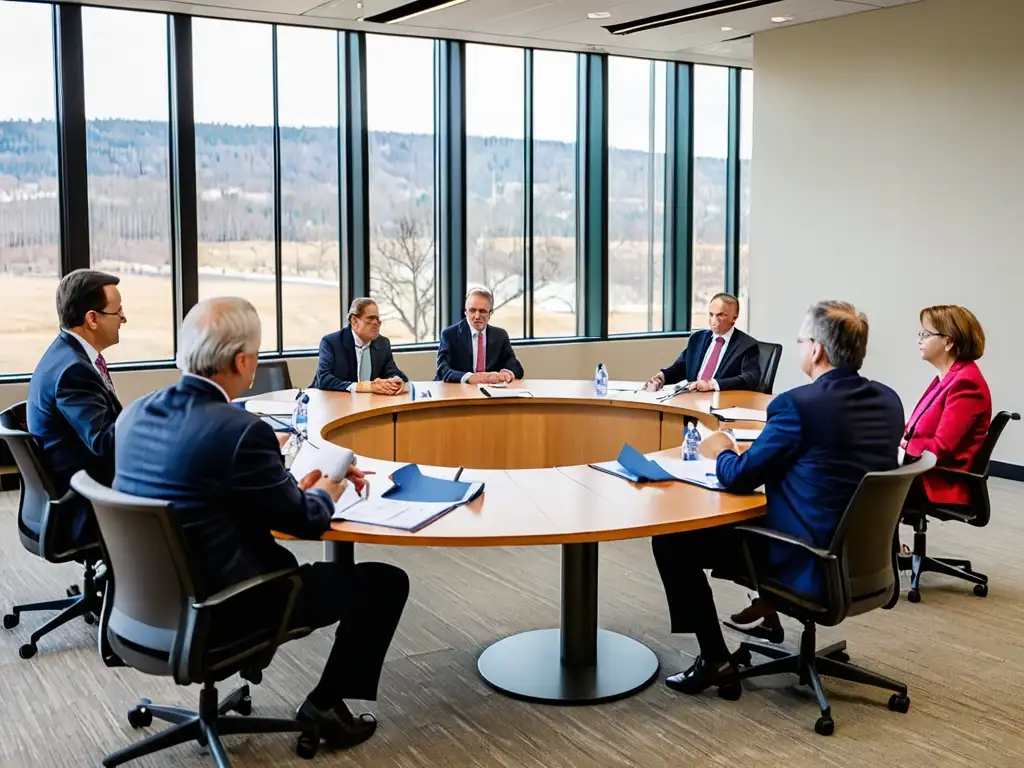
[651,300,903,701]
[115,297,409,749]
[436,286,524,384]
[27,269,126,547]
[312,297,408,395]
[646,293,761,392]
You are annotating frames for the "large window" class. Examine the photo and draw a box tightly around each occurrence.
[0,2,61,376]
[193,19,277,351]
[466,44,525,338]
[277,26,341,350]
[532,50,577,338]
[82,8,172,364]
[692,65,729,329]
[607,57,666,335]
[366,35,436,345]
[738,69,753,331]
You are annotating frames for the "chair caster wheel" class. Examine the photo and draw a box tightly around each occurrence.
[814,716,835,736]
[83,612,97,625]
[888,693,910,713]
[827,650,850,664]
[236,696,253,716]
[296,734,319,759]
[18,643,37,660]
[127,705,153,729]
[733,648,752,667]
[67,584,81,597]
[3,613,19,630]
[973,584,989,598]
[907,589,921,603]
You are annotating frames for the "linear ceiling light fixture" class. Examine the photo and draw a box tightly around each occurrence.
[364,0,470,24]
[604,0,783,35]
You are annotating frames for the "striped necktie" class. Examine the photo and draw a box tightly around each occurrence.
[95,353,117,395]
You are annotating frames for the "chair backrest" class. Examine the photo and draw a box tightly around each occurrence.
[70,470,194,680]
[0,402,59,552]
[830,452,937,620]
[756,342,783,395]
[240,360,293,398]
[971,411,1019,476]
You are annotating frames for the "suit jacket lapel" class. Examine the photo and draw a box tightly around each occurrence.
[485,327,498,370]
[717,331,744,372]
[369,338,382,380]
[60,331,121,410]
[339,328,356,379]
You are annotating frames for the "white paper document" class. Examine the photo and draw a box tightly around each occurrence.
[479,385,533,398]
[244,391,299,416]
[651,457,724,490]
[607,380,646,392]
[712,407,768,422]
[728,428,763,442]
[288,441,355,482]
[333,475,484,531]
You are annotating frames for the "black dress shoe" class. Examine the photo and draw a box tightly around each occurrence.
[296,699,377,749]
[665,656,741,701]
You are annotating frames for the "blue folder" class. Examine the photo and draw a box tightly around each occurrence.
[589,444,678,483]
[382,464,484,504]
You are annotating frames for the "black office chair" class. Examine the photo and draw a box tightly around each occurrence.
[239,360,293,398]
[70,471,318,767]
[756,341,783,395]
[728,452,936,735]
[898,410,1019,603]
[0,402,104,660]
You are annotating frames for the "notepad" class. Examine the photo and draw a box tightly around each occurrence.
[479,385,533,398]
[712,407,768,422]
[289,441,355,482]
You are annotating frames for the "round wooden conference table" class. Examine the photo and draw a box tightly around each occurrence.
[270,380,769,705]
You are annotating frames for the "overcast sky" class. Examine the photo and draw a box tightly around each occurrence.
[0,2,751,159]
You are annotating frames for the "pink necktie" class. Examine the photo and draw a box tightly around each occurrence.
[699,337,725,381]
[95,353,116,394]
[475,332,485,373]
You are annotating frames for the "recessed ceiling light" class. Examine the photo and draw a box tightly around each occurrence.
[587,11,611,19]
[770,16,792,23]
[721,26,733,31]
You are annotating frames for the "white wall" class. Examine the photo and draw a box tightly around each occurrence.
[749,0,1024,463]
[0,336,691,410]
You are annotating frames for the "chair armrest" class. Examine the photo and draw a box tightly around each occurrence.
[930,466,985,481]
[193,568,300,610]
[734,525,836,562]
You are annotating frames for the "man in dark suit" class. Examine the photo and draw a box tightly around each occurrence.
[436,286,525,384]
[651,301,903,701]
[646,293,761,392]
[115,297,409,750]
[27,269,126,547]
[312,297,408,395]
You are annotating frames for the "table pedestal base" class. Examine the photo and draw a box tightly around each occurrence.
[477,628,658,704]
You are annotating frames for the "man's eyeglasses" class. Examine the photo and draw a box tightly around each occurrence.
[466,308,492,316]
[95,307,125,319]
[358,314,381,324]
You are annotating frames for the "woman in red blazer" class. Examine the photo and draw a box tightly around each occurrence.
[903,305,992,506]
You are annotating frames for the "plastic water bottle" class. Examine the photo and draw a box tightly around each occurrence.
[594,362,609,397]
[683,421,700,461]
[292,390,309,441]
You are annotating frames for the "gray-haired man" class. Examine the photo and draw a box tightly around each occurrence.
[114,297,409,749]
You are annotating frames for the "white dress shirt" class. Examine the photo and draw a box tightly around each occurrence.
[181,372,231,402]
[697,327,735,391]
[62,328,102,373]
[460,327,487,384]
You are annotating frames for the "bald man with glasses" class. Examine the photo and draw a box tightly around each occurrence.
[436,286,524,384]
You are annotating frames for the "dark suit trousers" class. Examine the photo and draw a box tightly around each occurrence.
[286,561,409,704]
[651,526,748,659]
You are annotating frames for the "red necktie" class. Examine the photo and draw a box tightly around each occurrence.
[699,337,725,381]
[95,353,117,394]
[475,332,486,373]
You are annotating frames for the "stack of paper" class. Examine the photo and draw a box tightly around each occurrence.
[479,385,533,398]
[334,464,484,532]
[589,444,724,490]
[712,407,768,422]
[243,391,300,416]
